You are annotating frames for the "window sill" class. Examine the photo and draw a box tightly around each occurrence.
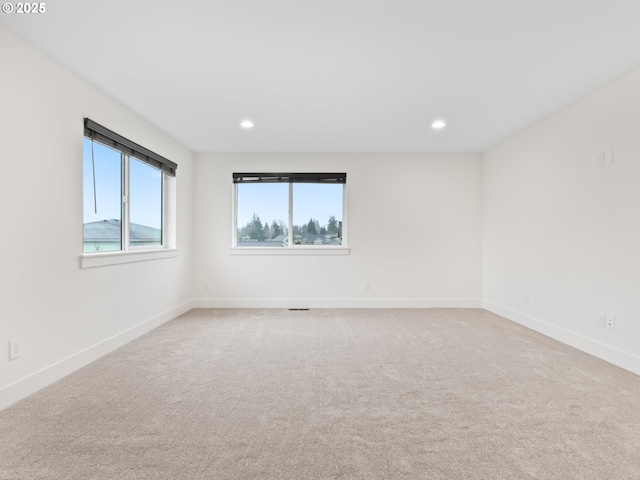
[230,247,350,256]
[81,248,178,268]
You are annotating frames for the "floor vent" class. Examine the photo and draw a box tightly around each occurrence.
[288,308,310,311]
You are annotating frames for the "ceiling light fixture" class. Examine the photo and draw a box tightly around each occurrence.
[431,120,446,129]
[240,120,254,129]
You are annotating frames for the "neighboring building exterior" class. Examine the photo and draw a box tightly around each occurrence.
[83,219,161,252]
[236,233,341,247]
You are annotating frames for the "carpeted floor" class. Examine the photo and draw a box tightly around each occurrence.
[1,308,640,479]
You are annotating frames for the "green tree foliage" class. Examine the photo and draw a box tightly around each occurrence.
[306,218,318,235]
[250,213,266,241]
[237,213,267,241]
[271,220,283,237]
[288,216,338,242]
[327,215,338,234]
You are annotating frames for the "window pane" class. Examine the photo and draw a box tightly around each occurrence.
[130,158,163,248]
[237,183,288,247]
[83,138,122,253]
[292,184,343,245]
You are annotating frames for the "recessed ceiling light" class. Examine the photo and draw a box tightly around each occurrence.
[431,120,446,129]
[240,120,254,129]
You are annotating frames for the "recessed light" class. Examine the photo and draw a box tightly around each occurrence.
[431,120,446,129]
[240,120,254,129]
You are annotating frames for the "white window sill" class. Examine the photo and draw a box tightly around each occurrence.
[230,247,350,256]
[81,248,178,268]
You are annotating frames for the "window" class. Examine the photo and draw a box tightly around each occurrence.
[233,173,346,248]
[83,119,177,254]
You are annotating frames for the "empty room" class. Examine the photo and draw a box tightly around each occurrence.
[1,1,640,478]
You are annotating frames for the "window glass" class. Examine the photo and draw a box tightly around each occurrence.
[292,183,343,245]
[236,183,289,247]
[234,178,345,248]
[130,158,163,247]
[82,138,122,253]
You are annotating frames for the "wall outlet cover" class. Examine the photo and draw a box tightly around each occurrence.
[605,314,615,330]
[9,338,22,361]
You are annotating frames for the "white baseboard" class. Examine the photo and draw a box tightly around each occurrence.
[0,300,194,412]
[191,298,483,309]
[484,301,640,377]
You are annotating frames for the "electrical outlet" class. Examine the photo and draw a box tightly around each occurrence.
[363,281,370,290]
[9,338,22,361]
[524,293,530,305]
[203,282,209,290]
[606,314,615,330]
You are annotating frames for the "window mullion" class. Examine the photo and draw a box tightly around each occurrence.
[122,154,130,250]
[341,183,347,245]
[288,182,293,247]
[161,174,165,247]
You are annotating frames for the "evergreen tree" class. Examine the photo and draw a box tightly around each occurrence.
[271,220,283,237]
[307,218,318,235]
[250,213,266,241]
[327,215,338,234]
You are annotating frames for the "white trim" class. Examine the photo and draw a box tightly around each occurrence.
[161,174,167,247]
[341,182,348,245]
[288,182,294,247]
[0,300,194,411]
[122,154,130,249]
[484,301,640,377]
[192,298,482,309]
[231,183,238,248]
[81,248,178,268]
[230,247,349,256]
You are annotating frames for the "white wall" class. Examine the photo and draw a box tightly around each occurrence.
[0,28,195,409]
[193,153,483,308]
[483,69,640,374]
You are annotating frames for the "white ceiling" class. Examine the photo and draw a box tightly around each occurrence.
[2,0,640,153]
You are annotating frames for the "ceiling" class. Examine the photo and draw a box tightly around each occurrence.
[2,0,640,153]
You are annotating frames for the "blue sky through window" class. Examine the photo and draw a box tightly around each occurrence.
[130,158,162,230]
[83,138,163,229]
[83,139,121,225]
[237,183,288,230]
[292,183,343,229]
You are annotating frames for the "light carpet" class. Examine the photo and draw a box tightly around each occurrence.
[1,308,640,479]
